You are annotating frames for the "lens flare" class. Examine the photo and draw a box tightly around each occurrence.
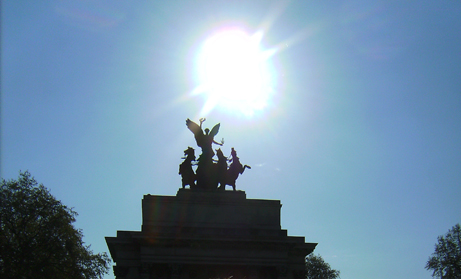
[193,27,277,117]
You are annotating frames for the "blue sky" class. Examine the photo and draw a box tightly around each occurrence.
[2,1,461,278]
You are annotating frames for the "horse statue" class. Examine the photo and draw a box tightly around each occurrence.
[215,148,228,190]
[179,147,197,189]
[217,148,251,191]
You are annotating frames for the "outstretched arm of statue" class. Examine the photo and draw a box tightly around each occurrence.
[199,118,206,128]
[213,138,224,146]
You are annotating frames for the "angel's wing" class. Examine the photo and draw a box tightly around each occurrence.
[186,118,202,135]
[209,123,221,138]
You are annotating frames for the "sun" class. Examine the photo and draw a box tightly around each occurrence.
[193,27,276,117]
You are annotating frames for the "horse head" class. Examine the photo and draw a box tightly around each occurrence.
[216,148,226,160]
[184,147,195,160]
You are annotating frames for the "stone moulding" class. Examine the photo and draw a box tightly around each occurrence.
[106,189,317,279]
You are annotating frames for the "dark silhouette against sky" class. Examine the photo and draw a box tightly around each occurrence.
[2,1,461,278]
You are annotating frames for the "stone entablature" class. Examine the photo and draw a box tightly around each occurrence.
[106,190,317,279]
[142,189,281,232]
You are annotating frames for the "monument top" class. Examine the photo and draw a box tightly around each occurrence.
[180,118,251,191]
[105,119,317,279]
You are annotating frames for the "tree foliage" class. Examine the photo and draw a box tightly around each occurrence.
[426,224,461,279]
[305,253,340,279]
[0,171,110,279]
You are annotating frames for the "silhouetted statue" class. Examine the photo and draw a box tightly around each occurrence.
[226,148,251,191]
[215,148,228,190]
[182,119,250,191]
[186,118,225,190]
[179,147,197,189]
[216,148,251,191]
[186,118,223,159]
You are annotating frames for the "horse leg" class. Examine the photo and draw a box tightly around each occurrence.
[241,165,251,174]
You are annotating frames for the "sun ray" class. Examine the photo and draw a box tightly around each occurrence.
[191,26,277,117]
[186,3,321,119]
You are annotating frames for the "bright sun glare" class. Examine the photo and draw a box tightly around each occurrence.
[193,28,276,117]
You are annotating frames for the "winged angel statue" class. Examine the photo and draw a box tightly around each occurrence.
[186,118,223,158]
[181,118,249,190]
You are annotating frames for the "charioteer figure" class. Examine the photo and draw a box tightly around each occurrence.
[179,147,197,189]
[182,118,249,190]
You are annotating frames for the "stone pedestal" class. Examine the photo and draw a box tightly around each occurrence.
[106,189,317,279]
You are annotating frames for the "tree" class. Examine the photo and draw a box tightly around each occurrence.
[305,253,340,279]
[0,171,110,279]
[426,224,461,279]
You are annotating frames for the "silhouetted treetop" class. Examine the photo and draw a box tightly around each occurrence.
[305,254,340,279]
[426,223,461,279]
[0,171,110,279]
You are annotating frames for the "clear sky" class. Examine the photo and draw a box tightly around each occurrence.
[2,1,461,278]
